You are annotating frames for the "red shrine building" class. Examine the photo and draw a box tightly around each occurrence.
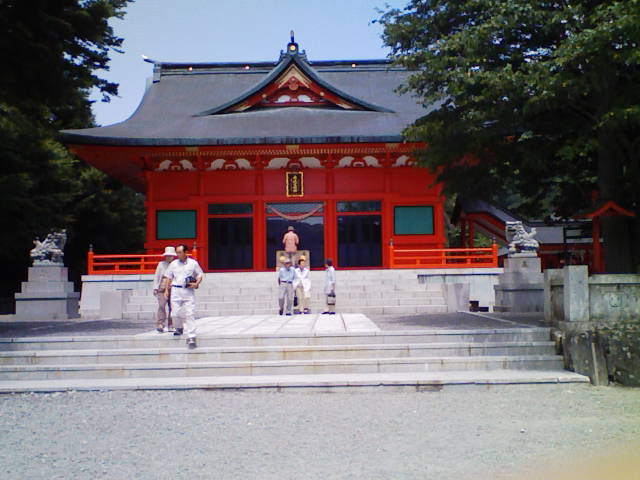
[62,38,447,271]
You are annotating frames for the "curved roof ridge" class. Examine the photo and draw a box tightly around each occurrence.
[195,53,393,116]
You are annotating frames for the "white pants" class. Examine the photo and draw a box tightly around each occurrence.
[170,287,197,338]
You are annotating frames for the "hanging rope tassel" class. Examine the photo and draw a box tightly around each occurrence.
[267,204,323,221]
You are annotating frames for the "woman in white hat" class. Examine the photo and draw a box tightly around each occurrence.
[293,256,311,314]
[153,246,177,332]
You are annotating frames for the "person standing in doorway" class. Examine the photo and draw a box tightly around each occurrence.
[282,226,299,260]
[153,246,177,333]
[323,258,336,315]
[293,257,311,314]
[164,244,203,349]
[277,258,295,315]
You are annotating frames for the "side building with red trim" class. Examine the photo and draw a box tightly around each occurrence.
[61,39,446,271]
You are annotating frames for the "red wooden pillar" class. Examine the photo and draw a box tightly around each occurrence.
[468,222,475,248]
[144,170,155,252]
[196,167,208,268]
[324,154,337,266]
[254,155,266,270]
[381,152,394,268]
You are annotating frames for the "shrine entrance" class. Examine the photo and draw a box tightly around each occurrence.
[266,202,324,269]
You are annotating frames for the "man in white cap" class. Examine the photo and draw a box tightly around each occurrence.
[164,244,204,348]
[277,257,295,315]
[153,246,177,332]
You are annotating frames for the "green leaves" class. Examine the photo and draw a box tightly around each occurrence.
[380,1,638,216]
[0,1,140,303]
[380,0,640,270]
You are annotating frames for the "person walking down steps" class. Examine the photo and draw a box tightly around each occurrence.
[164,244,203,349]
[277,258,295,315]
[323,258,336,315]
[153,246,177,333]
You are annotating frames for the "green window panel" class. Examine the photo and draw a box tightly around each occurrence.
[157,210,197,239]
[394,206,434,235]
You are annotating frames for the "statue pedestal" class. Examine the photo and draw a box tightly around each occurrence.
[275,250,311,269]
[493,253,544,312]
[14,265,80,320]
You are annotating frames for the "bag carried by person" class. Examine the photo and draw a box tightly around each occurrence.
[326,292,336,305]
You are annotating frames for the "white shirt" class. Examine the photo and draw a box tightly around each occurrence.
[164,257,203,289]
[278,266,295,283]
[324,266,336,294]
[294,266,311,292]
[153,260,172,290]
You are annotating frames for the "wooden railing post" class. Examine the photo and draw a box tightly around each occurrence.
[87,244,94,275]
[491,243,498,267]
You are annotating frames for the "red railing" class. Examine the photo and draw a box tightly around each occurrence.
[389,244,498,269]
[87,247,198,275]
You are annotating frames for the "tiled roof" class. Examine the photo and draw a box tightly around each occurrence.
[60,48,431,146]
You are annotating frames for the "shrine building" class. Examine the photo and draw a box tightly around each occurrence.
[61,38,447,271]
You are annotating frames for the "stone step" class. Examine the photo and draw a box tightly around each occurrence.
[125,297,447,311]
[0,328,553,351]
[0,341,557,366]
[0,355,565,381]
[0,370,590,393]
[132,285,444,296]
[121,304,448,319]
[127,291,445,304]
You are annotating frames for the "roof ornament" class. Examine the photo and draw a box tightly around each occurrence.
[282,30,304,59]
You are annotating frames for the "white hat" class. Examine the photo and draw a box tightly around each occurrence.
[163,246,177,257]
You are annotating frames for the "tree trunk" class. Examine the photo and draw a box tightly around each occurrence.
[600,217,633,273]
[597,132,634,273]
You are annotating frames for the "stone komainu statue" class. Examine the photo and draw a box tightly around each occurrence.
[505,221,539,255]
[30,230,67,265]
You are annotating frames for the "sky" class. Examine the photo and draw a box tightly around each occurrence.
[91,0,408,126]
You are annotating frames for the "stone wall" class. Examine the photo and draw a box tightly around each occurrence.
[544,266,640,329]
[544,266,640,385]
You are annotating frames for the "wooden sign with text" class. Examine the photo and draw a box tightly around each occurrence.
[286,171,304,197]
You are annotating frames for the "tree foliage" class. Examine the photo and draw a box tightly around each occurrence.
[379,0,640,272]
[0,0,142,307]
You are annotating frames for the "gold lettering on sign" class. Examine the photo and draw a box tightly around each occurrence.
[286,171,304,197]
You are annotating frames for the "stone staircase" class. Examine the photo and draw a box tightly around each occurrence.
[0,326,589,392]
[123,270,448,320]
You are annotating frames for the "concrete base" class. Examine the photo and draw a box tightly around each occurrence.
[99,290,133,320]
[14,266,79,321]
[80,274,153,318]
[418,268,503,309]
[494,254,544,313]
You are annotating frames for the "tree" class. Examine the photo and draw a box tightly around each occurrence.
[379,0,640,272]
[0,0,141,307]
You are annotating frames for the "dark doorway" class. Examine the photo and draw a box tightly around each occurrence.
[337,215,382,267]
[267,216,324,269]
[208,218,253,269]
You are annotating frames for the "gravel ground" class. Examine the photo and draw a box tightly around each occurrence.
[0,312,545,338]
[1,385,638,480]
